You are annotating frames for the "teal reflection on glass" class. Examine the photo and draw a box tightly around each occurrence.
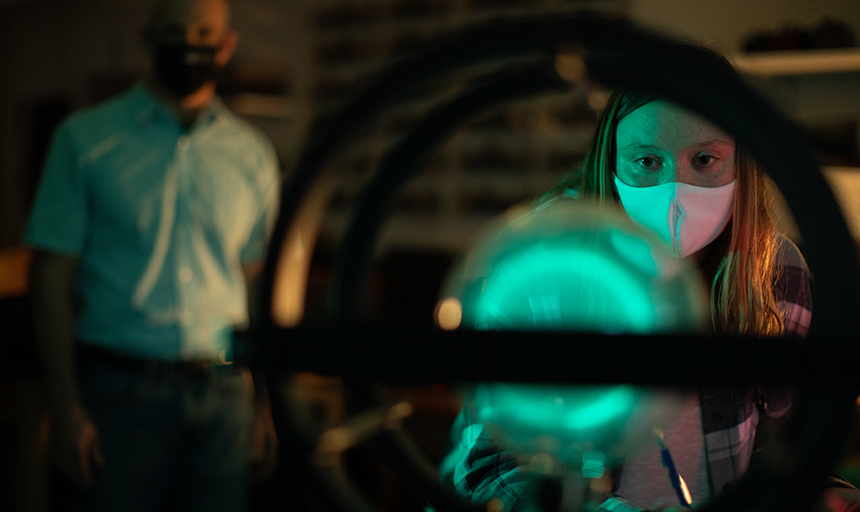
[581,451,606,478]
[440,201,707,466]
[444,201,708,335]
[474,383,683,465]
[563,387,637,430]
[478,243,656,333]
[476,385,638,433]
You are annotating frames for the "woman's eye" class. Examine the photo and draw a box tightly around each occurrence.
[636,157,657,168]
[695,155,716,166]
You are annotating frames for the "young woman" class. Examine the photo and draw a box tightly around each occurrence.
[439,48,859,511]
[541,90,808,339]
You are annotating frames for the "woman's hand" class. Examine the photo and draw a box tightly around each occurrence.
[816,487,860,512]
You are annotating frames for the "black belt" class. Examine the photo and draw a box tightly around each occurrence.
[77,342,236,377]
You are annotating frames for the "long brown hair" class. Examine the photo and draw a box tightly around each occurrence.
[542,89,783,336]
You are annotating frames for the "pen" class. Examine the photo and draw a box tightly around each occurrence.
[653,428,693,509]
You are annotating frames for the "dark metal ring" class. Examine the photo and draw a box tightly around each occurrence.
[257,14,860,512]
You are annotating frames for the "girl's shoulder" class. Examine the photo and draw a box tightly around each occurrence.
[774,233,811,277]
[773,233,812,336]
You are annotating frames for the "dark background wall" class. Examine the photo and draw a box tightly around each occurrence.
[1,0,858,250]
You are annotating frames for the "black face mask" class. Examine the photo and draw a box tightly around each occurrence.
[152,42,221,97]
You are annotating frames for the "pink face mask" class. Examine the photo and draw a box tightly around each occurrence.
[614,175,736,258]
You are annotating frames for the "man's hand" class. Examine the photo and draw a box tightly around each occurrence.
[30,251,103,486]
[243,260,279,480]
[53,402,104,487]
[251,398,279,480]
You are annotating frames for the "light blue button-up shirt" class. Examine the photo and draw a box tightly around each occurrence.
[25,83,280,361]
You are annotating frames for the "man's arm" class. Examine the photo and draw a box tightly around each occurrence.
[30,250,103,486]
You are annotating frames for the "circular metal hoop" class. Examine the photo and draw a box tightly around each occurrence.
[258,14,860,512]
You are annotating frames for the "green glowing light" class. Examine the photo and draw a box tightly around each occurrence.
[442,200,708,334]
[563,387,637,430]
[476,385,640,435]
[477,241,660,334]
[442,201,705,466]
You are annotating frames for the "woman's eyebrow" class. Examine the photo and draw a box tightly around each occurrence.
[619,143,658,151]
[692,139,734,149]
[618,141,734,152]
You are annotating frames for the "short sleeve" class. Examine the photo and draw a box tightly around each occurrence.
[240,144,280,265]
[24,121,88,256]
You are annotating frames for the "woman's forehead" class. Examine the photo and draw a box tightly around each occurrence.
[616,100,734,151]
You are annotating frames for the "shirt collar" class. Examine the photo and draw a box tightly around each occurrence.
[130,82,226,129]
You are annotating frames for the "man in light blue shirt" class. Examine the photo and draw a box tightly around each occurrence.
[26,0,279,509]
[27,82,278,361]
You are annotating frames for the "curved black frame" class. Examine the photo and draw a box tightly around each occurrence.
[256,14,860,512]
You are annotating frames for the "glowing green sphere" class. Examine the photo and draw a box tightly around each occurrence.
[439,199,709,468]
[442,199,708,334]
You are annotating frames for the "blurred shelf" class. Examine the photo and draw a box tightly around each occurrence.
[303,0,630,252]
[734,48,860,77]
[323,211,516,253]
[227,93,296,119]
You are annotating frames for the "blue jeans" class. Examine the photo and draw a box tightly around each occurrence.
[80,353,254,512]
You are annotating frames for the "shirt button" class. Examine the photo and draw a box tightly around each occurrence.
[178,267,193,283]
[177,135,191,151]
[180,311,194,326]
